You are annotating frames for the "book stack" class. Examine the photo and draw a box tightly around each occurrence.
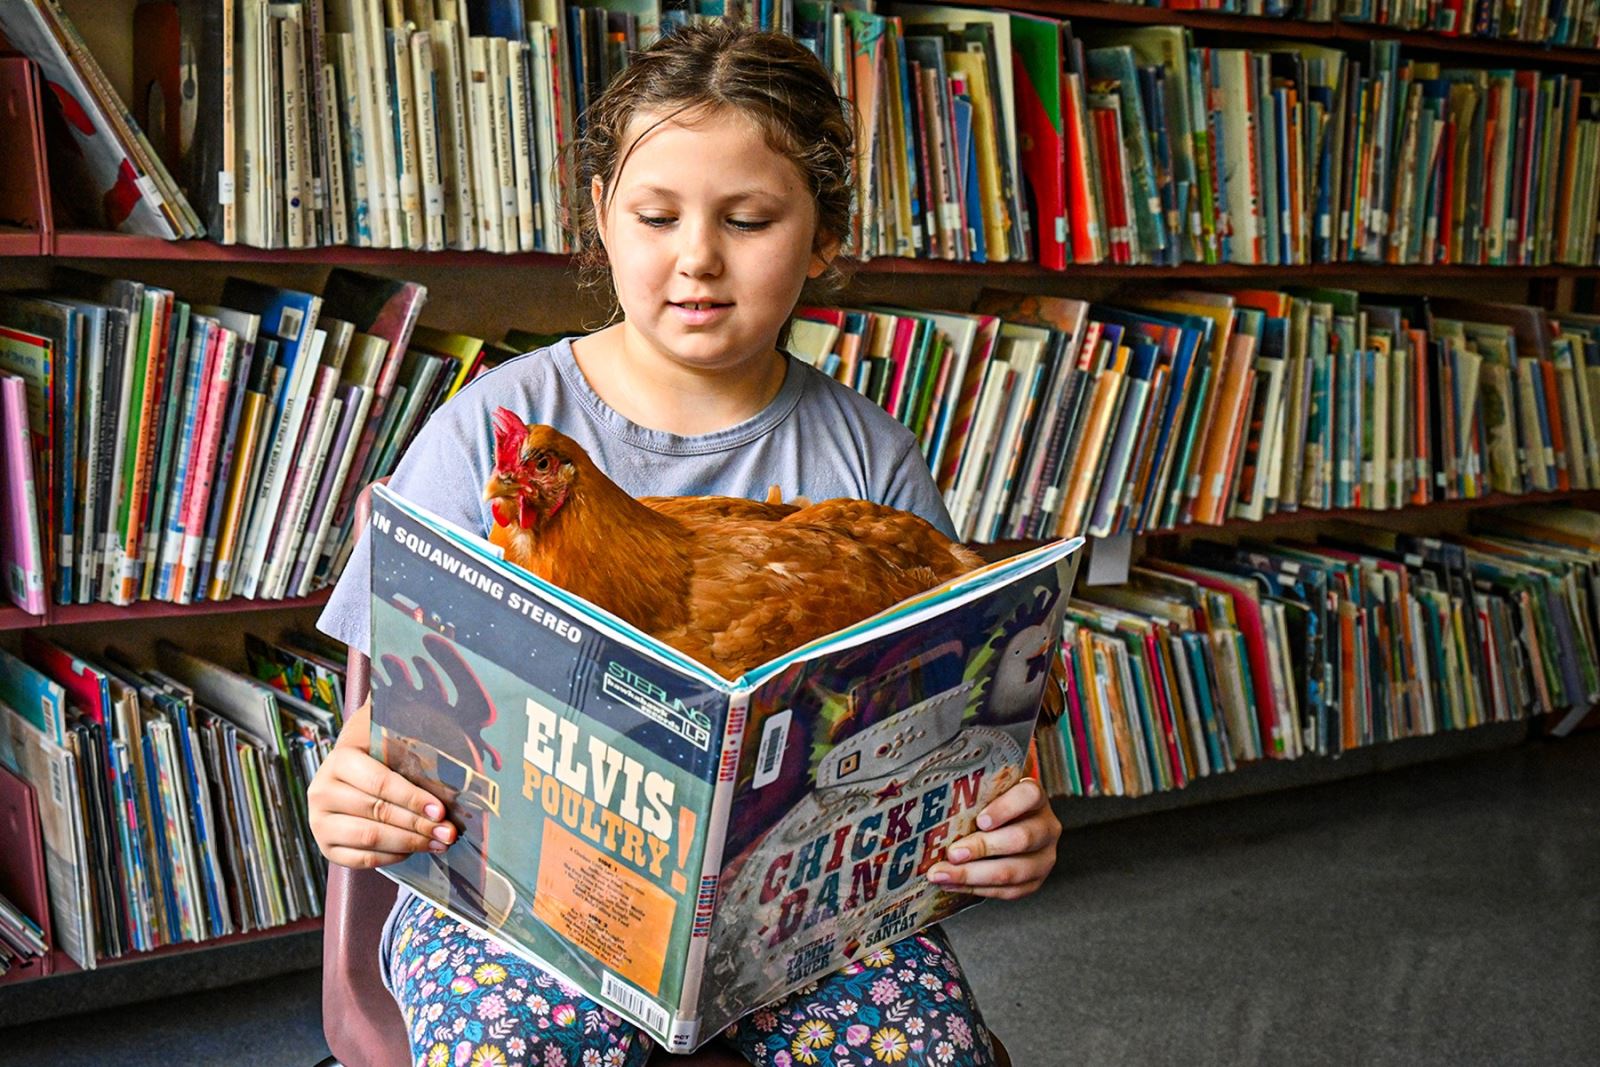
[1130,0,1600,47]
[1037,506,1600,798]
[1341,0,1600,43]
[0,632,343,968]
[0,889,48,977]
[0,268,434,611]
[790,291,1600,544]
[0,0,202,237]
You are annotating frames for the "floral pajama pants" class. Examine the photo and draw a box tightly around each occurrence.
[390,894,998,1067]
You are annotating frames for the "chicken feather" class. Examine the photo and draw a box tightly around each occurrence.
[484,414,985,680]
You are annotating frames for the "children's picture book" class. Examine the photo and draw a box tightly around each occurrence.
[368,485,1081,1050]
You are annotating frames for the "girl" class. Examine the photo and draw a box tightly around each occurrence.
[309,22,1061,1067]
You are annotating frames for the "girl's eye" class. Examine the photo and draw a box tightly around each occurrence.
[636,214,674,228]
[728,219,771,232]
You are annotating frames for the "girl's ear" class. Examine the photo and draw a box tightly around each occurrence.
[808,231,842,279]
[590,175,608,250]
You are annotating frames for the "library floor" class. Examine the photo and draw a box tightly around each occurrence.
[3,732,1596,1067]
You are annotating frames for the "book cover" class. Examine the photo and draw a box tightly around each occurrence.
[368,485,1081,1050]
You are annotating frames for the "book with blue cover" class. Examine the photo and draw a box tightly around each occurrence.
[368,484,1080,1050]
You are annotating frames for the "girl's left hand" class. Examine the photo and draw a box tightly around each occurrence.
[926,777,1060,900]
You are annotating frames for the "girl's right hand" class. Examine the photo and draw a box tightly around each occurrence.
[307,698,456,868]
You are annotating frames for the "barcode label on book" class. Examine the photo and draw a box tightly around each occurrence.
[753,709,791,790]
[48,758,66,809]
[602,972,669,1035]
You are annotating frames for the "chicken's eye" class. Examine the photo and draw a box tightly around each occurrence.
[534,454,553,473]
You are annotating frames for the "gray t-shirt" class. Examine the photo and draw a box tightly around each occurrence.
[317,336,957,653]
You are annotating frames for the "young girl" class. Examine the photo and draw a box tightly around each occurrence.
[309,22,1061,1067]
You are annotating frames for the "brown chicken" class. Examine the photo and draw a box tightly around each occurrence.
[483,411,986,680]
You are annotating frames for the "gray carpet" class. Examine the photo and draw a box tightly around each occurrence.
[2,733,1595,1066]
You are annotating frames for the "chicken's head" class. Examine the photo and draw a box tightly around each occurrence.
[485,409,583,533]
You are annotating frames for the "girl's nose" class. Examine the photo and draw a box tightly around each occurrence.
[675,219,723,278]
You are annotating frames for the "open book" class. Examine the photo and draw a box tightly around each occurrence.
[368,485,1082,1050]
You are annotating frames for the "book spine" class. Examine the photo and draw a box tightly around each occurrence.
[489,38,519,250]
[466,37,501,252]
[280,16,307,249]
[409,29,446,251]
[673,691,749,1052]
[155,321,212,600]
[432,21,475,250]
[507,39,536,253]
[389,24,424,251]
[175,330,240,603]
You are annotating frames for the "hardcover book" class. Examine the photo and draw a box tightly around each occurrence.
[368,485,1080,1050]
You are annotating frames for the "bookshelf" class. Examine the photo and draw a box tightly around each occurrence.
[2,0,1596,1023]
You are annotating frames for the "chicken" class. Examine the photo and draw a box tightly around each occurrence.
[483,410,986,680]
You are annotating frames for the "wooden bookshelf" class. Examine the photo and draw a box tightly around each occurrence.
[0,225,45,256]
[5,0,1599,1017]
[1013,0,1600,69]
[45,917,323,978]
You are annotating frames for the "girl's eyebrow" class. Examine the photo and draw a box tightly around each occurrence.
[623,184,785,205]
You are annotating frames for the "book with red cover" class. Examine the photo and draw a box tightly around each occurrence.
[0,764,52,982]
[1010,13,1068,270]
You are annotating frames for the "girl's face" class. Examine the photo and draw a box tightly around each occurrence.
[595,106,835,374]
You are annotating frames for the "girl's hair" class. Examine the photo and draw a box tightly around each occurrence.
[571,22,855,311]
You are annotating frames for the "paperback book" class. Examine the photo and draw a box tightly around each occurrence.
[368,485,1081,1050]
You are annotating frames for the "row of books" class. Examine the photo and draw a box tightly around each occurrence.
[1112,0,1600,49]
[728,7,1600,268]
[1036,506,1600,798]
[13,0,1600,269]
[0,268,436,613]
[792,289,1600,545]
[0,631,346,969]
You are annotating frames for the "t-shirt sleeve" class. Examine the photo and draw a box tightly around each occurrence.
[315,402,489,657]
[880,436,959,541]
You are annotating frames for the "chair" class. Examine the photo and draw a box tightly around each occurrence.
[320,488,1011,1067]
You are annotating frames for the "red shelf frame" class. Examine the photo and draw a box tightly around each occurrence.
[978,488,1600,558]
[1151,487,1600,538]
[0,225,44,256]
[0,588,332,631]
[38,230,1600,279]
[51,229,572,269]
[44,917,323,979]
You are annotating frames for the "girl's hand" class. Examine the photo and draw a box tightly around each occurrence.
[307,698,457,869]
[926,777,1060,900]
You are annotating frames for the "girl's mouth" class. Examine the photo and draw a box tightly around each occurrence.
[670,301,732,324]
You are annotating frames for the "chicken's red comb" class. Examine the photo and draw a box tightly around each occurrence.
[492,407,526,470]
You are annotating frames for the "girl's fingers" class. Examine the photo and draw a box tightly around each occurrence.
[323,844,418,870]
[314,778,455,845]
[925,855,1045,898]
[316,812,442,857]
[971,777,1048,833]
[329,751,448,825]
[943,818,1049,865]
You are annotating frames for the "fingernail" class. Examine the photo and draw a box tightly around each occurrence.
[948,847,971,863]
[432,825,453,843]
[428,841,448,853]
[928,870,951,884]
[977,815,993,830]
[425,803,444,820]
